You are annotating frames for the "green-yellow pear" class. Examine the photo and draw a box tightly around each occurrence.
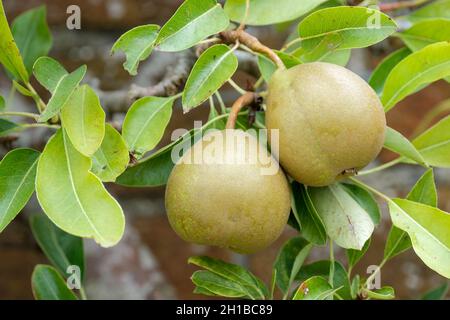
[165,129,291,253]
[266,62,386,187]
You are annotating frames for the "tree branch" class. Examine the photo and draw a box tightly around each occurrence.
[379,0,431,12]
[220,30,285,69]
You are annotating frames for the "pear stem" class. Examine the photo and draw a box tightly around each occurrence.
[226,92,257,129]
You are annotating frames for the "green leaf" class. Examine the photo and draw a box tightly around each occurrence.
[11,6,52,74]
[298,7,397,51]
[156,0,229,52]
[30,214,84,280]
[117,115,227,187]
[398,19,450,52]
[38,65,87,122]
[422,282,449,300]
[341,183,381,225]
[413,115,450,167]
[296,260,352,300]
[408,0,450,22]
[33,57,68,94]
[388,198,450,278]
[91,124,129,182]
[36,129,125,247]
[0,95,4,110]
[292,276,336,300]
[384,169,436,261]
[384,226,412,261]
[0,118,19,136]
[257,52,302,82]
[407,168,437,207]
[382,42,450,112]
[191,270,248,298]
[308,184,375,250]
[225,0,329,26]
[273,237,312,294]
[0,0,28,82]
[61,85,105,156]
[369,47,411,96]
[384,126,426,165]
[0,148,39,233]
[189,256,268,299]
[292,34,352,67]
[347,238,371,270]
[364,286,395,300]
[182,44,238,111]
[111,24,159,76]
[291,182,327,245]
[31,265,78,300]
[122,96,175,157]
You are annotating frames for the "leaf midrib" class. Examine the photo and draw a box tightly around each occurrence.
[129,99,172,152]
[158,4,221,46]
[384,59,450,110]
[62,131,106,244]
[186,48,235,106]
[393,201,450,252]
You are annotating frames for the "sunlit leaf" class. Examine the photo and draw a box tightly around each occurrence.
[122,96,175,158]
[156,0,229,52]
[0,0,28,82]
[413,115,450,167]
[382,42,450,112]
[36,129,125,247]
[91,124,129,182]
[183,44,238,111]
[384,126,426,165]
[111,24,159,76]
[408,0,450,22]
[61,85,105,156]
[225,0,329,26]
[388,198,450,278]
[37,64,87,122]
[384,169,437,261]
[369,47,411,95]
[298,7,397,51]
[398,19,450,52]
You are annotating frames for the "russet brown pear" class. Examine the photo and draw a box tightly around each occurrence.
[266,62,386,187]
[165,130,291,253]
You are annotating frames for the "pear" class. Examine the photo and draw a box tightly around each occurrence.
[266,62,386,187]
[165,129,291,253]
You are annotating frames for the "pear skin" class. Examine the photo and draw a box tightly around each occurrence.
[165,130,291,253]
[266,62,386,186]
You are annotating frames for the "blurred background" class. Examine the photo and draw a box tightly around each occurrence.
[0,0,449,299]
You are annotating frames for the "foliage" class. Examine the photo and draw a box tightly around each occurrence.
[0,0,449,300]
